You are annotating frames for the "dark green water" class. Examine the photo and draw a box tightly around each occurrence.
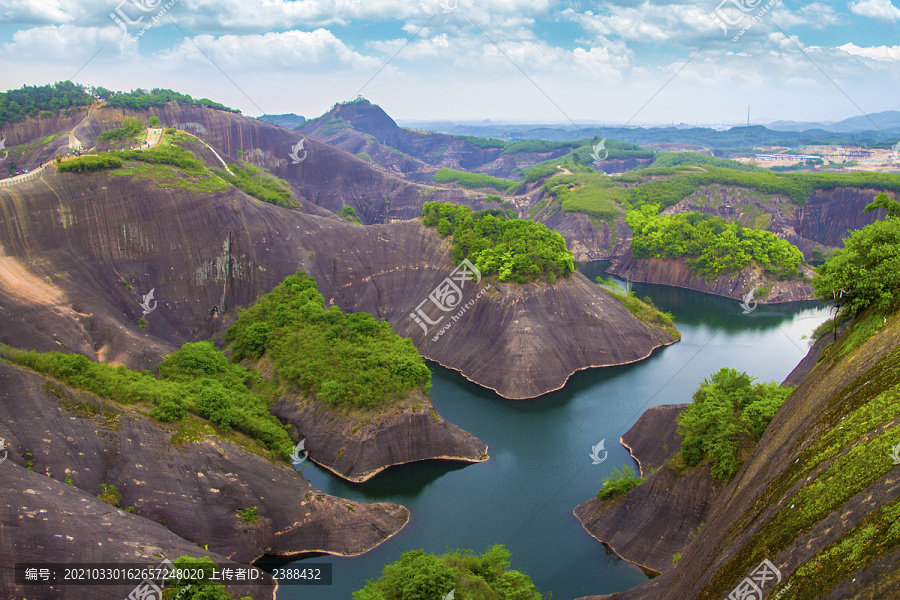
[262,267,829,599]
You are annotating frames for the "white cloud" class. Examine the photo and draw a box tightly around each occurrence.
[837,42,900,60]
[155,29,383,71]
[2,24,136,60]
[770,3,845,29]
[848,0,900,22]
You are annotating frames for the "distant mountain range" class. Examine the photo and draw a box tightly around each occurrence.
[766,110,900,133]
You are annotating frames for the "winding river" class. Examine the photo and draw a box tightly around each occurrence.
[260,266,829,599]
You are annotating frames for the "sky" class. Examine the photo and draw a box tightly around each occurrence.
[0,0,898,126]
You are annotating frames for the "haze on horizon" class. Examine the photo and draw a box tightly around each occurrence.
[0,0,898,127]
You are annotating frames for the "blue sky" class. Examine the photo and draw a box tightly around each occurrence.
[0,0,897,125]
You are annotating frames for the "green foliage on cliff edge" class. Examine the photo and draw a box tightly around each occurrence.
[0,341,295,462]
[422,202,575,283]
[677,367,793,481]
[813,204,900,316]
[353,545,545,600]
[226,272,431,409]
[433,168,518,194]
[597,465,645,500]
[0,81,92,127]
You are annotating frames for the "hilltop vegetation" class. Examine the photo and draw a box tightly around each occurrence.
[0,81,92,126]
[353,545,543,600]
[227,272,431,409]
[433,168,517,193]
[95,86,241,114]
[423,202,575,283]
[626,204,805,279]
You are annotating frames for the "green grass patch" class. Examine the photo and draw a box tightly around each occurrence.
[218,163,297,208]
[603,287,680,340]
[58,154,124,172]
[433,168,517,194]
[543,172,627,224]
[598,465,646,500]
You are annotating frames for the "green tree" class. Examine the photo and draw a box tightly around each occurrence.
[863,192,900,218]
[812,217,900,314]
[677,368,793,480]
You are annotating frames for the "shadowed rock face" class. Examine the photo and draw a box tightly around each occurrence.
[0,167,676,400]
[0,361,410,564]
[574,404,724,576]
[0,463,277,600]
[271,391,488,482]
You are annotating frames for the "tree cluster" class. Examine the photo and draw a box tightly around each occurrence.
[626,205,804,279]
[677,367,793,480]
[226,272,431,409]
[0,81,92,127]
[422,202,575,283]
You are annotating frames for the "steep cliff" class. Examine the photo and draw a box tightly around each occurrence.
[608,253,817,304]
[577,312,900,600]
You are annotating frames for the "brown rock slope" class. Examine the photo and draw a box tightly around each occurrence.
[0,462,276,600]
[574,405,725,575]
[0,166,676,401]
[608,254,816,304]
[271,390,488,482]
[0,361,409,564]
[577,314,900,600]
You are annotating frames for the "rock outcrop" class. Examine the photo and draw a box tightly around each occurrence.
[0,361,409,564]
[271,390,488,482]
[1,462,276,600]
[608,253,816,303]
[574,405,725,575]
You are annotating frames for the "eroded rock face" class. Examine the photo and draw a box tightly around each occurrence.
[607,254,816,304]
[271,391,488,482]
[0,463,277,600]
[574,404,724,576]
[0,361,409,564]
